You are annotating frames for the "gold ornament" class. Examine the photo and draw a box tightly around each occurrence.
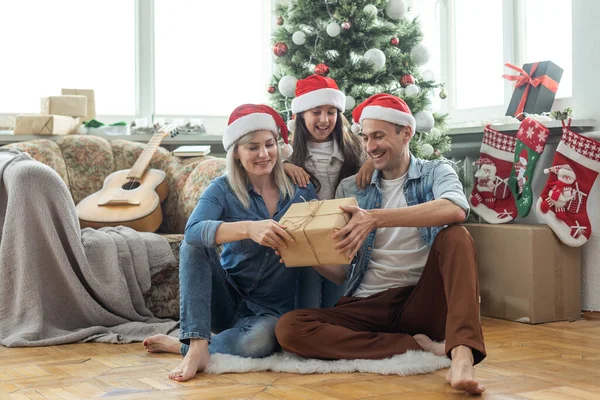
[439,84,447,99]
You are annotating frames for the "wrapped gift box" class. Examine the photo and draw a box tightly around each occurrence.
[504,60,563,117]
[14,115,80,135]
[279,197,357,267]
[464,223,581,324]
[62,88,96,122]
[41,95,87,118]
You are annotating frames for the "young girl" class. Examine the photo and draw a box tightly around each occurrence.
[284,74,374,309]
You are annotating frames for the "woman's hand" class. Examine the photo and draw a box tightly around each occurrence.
[248,220,295,250]
[283,162,311,187]
[355,157,375,189]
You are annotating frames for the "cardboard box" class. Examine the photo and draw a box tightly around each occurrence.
[278,197,357,267]
[505,60,563,117]
[464,223,581,324]
[41,95,87,118]
[62,89,96,122]
[14,115,80,135]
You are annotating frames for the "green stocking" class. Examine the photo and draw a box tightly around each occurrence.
[508,118,550,217]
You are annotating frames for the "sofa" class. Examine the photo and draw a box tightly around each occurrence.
[3,135,226,320]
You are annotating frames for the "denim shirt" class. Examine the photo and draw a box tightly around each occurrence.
[184,175,317,317]
[335,154,469,297]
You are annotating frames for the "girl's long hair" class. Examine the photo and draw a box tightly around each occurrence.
[290,110,364,192]
[226,131,295,209]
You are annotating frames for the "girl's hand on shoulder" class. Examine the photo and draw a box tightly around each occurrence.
[356,157,375,189]
[284,162,311,187]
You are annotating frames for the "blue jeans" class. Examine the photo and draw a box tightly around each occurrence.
[296,267,347,309]
[179,241,280,357]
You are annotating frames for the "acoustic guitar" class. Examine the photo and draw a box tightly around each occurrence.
[76,125,178,232]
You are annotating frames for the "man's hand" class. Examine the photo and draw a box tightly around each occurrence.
[283,162,311,187]
[355,157,375,189]
[332,205,377,259]
[248,220,295,250]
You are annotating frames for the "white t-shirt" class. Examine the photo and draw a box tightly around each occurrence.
[353,172,430,298]
[307,140,338,201]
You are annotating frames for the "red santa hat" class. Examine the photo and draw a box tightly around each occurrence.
[223,104,293,158]
[291,75,346,115]
[350,93,416,135]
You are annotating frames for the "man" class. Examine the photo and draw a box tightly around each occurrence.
[275,94,486,395]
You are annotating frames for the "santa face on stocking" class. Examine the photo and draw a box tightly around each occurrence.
[474,161,497,193]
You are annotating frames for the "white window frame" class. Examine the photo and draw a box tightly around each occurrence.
[439,0,572,127]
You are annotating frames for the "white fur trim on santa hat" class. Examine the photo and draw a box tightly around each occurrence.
[359,105,416,136]
[223,113,278,151]
[291,88,346,114]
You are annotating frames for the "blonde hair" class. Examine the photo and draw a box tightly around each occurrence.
[226,131,295,209]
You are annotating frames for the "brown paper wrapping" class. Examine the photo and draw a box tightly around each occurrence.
[14,115,80,135]
[278,197,357,267]
[62,89,96,121]
[41,95,87,118]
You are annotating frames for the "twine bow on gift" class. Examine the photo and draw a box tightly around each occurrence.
[502,62,559,117]
[281,199,347,265]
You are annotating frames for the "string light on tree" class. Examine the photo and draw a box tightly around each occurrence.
[278,75,298,97]
[364,48,386,71]
[292,31,306,45]
[386,0,408,20]
[314,63,330,76]
[273,42,288,57]
[326,22,341,37]
[411,43,430,66]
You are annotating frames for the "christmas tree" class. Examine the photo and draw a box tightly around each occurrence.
[268,0,451,159]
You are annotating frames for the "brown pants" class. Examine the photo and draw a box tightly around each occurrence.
[276,225,486,364]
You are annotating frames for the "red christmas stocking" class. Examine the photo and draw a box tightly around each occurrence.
[469,125,518,223]
[536,121,600,247]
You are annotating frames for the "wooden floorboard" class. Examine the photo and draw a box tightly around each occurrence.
[2,315,600,399]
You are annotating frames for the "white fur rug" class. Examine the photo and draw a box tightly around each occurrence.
[205,351,451,376]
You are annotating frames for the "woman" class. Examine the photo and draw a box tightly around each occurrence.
[143,104,316,382]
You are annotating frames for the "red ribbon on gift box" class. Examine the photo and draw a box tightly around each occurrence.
[502,62,559,116]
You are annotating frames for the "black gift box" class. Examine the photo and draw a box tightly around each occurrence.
[504,60,563,117]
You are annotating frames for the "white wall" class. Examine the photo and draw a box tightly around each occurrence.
[572,0,600,311]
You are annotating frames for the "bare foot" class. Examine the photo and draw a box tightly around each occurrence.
[143,334,181,354]
[168,339,210,382]
[446,345,485,395]
[413,334,446,357]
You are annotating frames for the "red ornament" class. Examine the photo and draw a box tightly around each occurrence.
[267,85,275,94]
[390,37,399,46]
[341,21,351,30]
[273,42,288,57]
[276,16,284,25]
[434,149,441,157]
[400,74,415,87]
[314,63,330,76]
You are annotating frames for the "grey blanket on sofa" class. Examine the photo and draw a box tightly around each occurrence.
[0,148,179,347]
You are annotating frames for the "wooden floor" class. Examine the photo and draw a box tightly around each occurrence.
[2,315,600,400]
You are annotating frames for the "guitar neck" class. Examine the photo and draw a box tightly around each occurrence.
[127,132,169,180]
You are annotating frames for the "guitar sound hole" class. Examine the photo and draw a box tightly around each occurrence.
[122,181,141,190]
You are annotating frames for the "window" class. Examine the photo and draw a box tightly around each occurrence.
[0,0,136,115]
[154,0,273,117]
[439,0,572,124]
